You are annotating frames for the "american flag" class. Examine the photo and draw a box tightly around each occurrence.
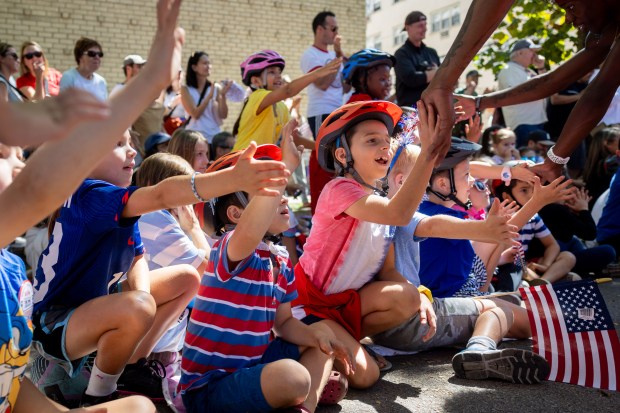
[519,280,620,390]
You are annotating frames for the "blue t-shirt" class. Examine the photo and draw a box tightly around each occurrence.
[418,200,474,298]
[598,169,620,242]
[393,212,428,287]
[0,249,33,412]
[33,179,143,312]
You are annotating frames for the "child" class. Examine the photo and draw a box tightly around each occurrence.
[291,100,441,389]
[168,128,210,173]
[0,2,192,407]
[341,48,395,103]
[494,175,580,285]
[180,136,353,413]
[490,128,519,165]
[584,126,620,207]
[371,141,549,385]
[232,50,341,151]
[32,129,290,406]
[420,138,576,297]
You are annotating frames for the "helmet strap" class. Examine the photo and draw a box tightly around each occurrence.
[427,169,472,210]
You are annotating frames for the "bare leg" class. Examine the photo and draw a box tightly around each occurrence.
[473,298,531,342]
[541,251,576,283]
[359,281,419,337]
[65,291,156,375]
[122,264,200,362]
[260,359,311,409]
[298,345,334,412]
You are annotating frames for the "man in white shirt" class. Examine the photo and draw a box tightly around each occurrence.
[496,39,548,147]
[300,10,346,213]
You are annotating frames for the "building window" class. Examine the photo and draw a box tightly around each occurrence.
[373,0,381,11]
[431,5,461,32]
[393,25,406,46]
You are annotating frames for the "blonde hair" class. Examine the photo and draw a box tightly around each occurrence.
[168,129,208,168]
[390,143,421,178]
[135,152,193,187]
[20,41,49,78]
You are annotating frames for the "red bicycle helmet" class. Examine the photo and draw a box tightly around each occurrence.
[240,50,286,86]
[315,100,402,173]
[206,144,282,173]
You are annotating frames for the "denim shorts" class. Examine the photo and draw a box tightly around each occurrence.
[182,338,301,413]
[371,297,480,352]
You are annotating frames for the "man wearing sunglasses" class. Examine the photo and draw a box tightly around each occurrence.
[394,11,441,107]
[301,10,348,214]
[59,37,108,101]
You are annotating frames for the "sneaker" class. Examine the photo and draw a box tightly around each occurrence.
[116,358,166,401]
[80,390,119,407]
[452,348,550,384]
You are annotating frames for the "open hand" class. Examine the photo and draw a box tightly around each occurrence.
[316,333,355,376]
[511,163,537,184]
[280,119,303,171]
[532,175,575,206]
[482,198,519,247]
[464,113,482,143]
[234,142,289,197]
[453,94,476,121]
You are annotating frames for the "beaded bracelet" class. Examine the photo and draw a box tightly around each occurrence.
[191,172,209,202]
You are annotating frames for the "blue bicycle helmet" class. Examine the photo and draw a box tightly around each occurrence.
[342,48,396,84]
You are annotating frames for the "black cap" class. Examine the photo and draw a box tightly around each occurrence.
[466,70,480,78]
[403,11,427,31]
[435,137,481,171]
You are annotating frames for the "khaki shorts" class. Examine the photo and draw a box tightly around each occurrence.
[371,297,479,352]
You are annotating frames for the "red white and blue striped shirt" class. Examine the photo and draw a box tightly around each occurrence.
[179,230,297,394]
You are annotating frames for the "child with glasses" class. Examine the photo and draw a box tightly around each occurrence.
[16,41,62,99]
[59,37,108,101]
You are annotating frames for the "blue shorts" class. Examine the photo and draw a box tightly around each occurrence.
[32,307,87,378]
[182,338,301,413]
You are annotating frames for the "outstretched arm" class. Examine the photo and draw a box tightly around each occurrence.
[0,0,184,248]
[422,0,514,159]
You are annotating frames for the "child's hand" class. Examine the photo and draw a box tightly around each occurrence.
[280,119,303,171]
[233,142,290,197]
[532,175,575,206]
[464,113,481,143]
[527,261,548,274]
[498,245,519,266]
[419,293,437,342]
[482,199,520,247]
[315,332,355,376]
[416,100,441,161]
[499,198,520,218]
[565,186,591,212]
[173,204,200,232]
[511,163,537,184]
[510,147,521,160]
[316,57,343,78]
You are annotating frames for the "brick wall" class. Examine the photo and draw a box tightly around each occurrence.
[1,0,366,131]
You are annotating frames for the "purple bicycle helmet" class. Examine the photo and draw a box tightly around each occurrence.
[240,50,286,86]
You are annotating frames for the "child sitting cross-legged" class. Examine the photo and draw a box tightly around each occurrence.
[179,129,354,413]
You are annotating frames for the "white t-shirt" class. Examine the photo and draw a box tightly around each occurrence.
[59,67,108,101]
[497,61,547,129]
[185,84,223,142]
[300,46,343,118]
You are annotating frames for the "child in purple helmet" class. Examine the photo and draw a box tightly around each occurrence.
[232,50,341,151]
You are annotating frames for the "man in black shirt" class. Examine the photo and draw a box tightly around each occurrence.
[394,11,441,107]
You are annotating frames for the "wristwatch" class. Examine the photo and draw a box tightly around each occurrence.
[547,145,570,165]
[501,165,512,185]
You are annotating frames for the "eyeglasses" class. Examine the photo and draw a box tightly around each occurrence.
[473,180,487,192]
[23,51,43,60]
[84,50,104,58]
[323,25,338,33]
[3,52,18,60]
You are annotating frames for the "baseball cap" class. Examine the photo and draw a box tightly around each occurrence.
[403,11,427,31]
[123,54,147,67]
[510,39,541,54]
[144,132,171,155]
[527,130,554,146]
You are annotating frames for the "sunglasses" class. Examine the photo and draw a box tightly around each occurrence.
[3,52,18,60]
[84,50,104,58]
[323,25,338,33]
[23,51,43,60]
[472,180,487,192]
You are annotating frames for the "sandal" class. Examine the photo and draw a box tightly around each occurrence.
[363,344,393,372]
[318,370,348,405]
